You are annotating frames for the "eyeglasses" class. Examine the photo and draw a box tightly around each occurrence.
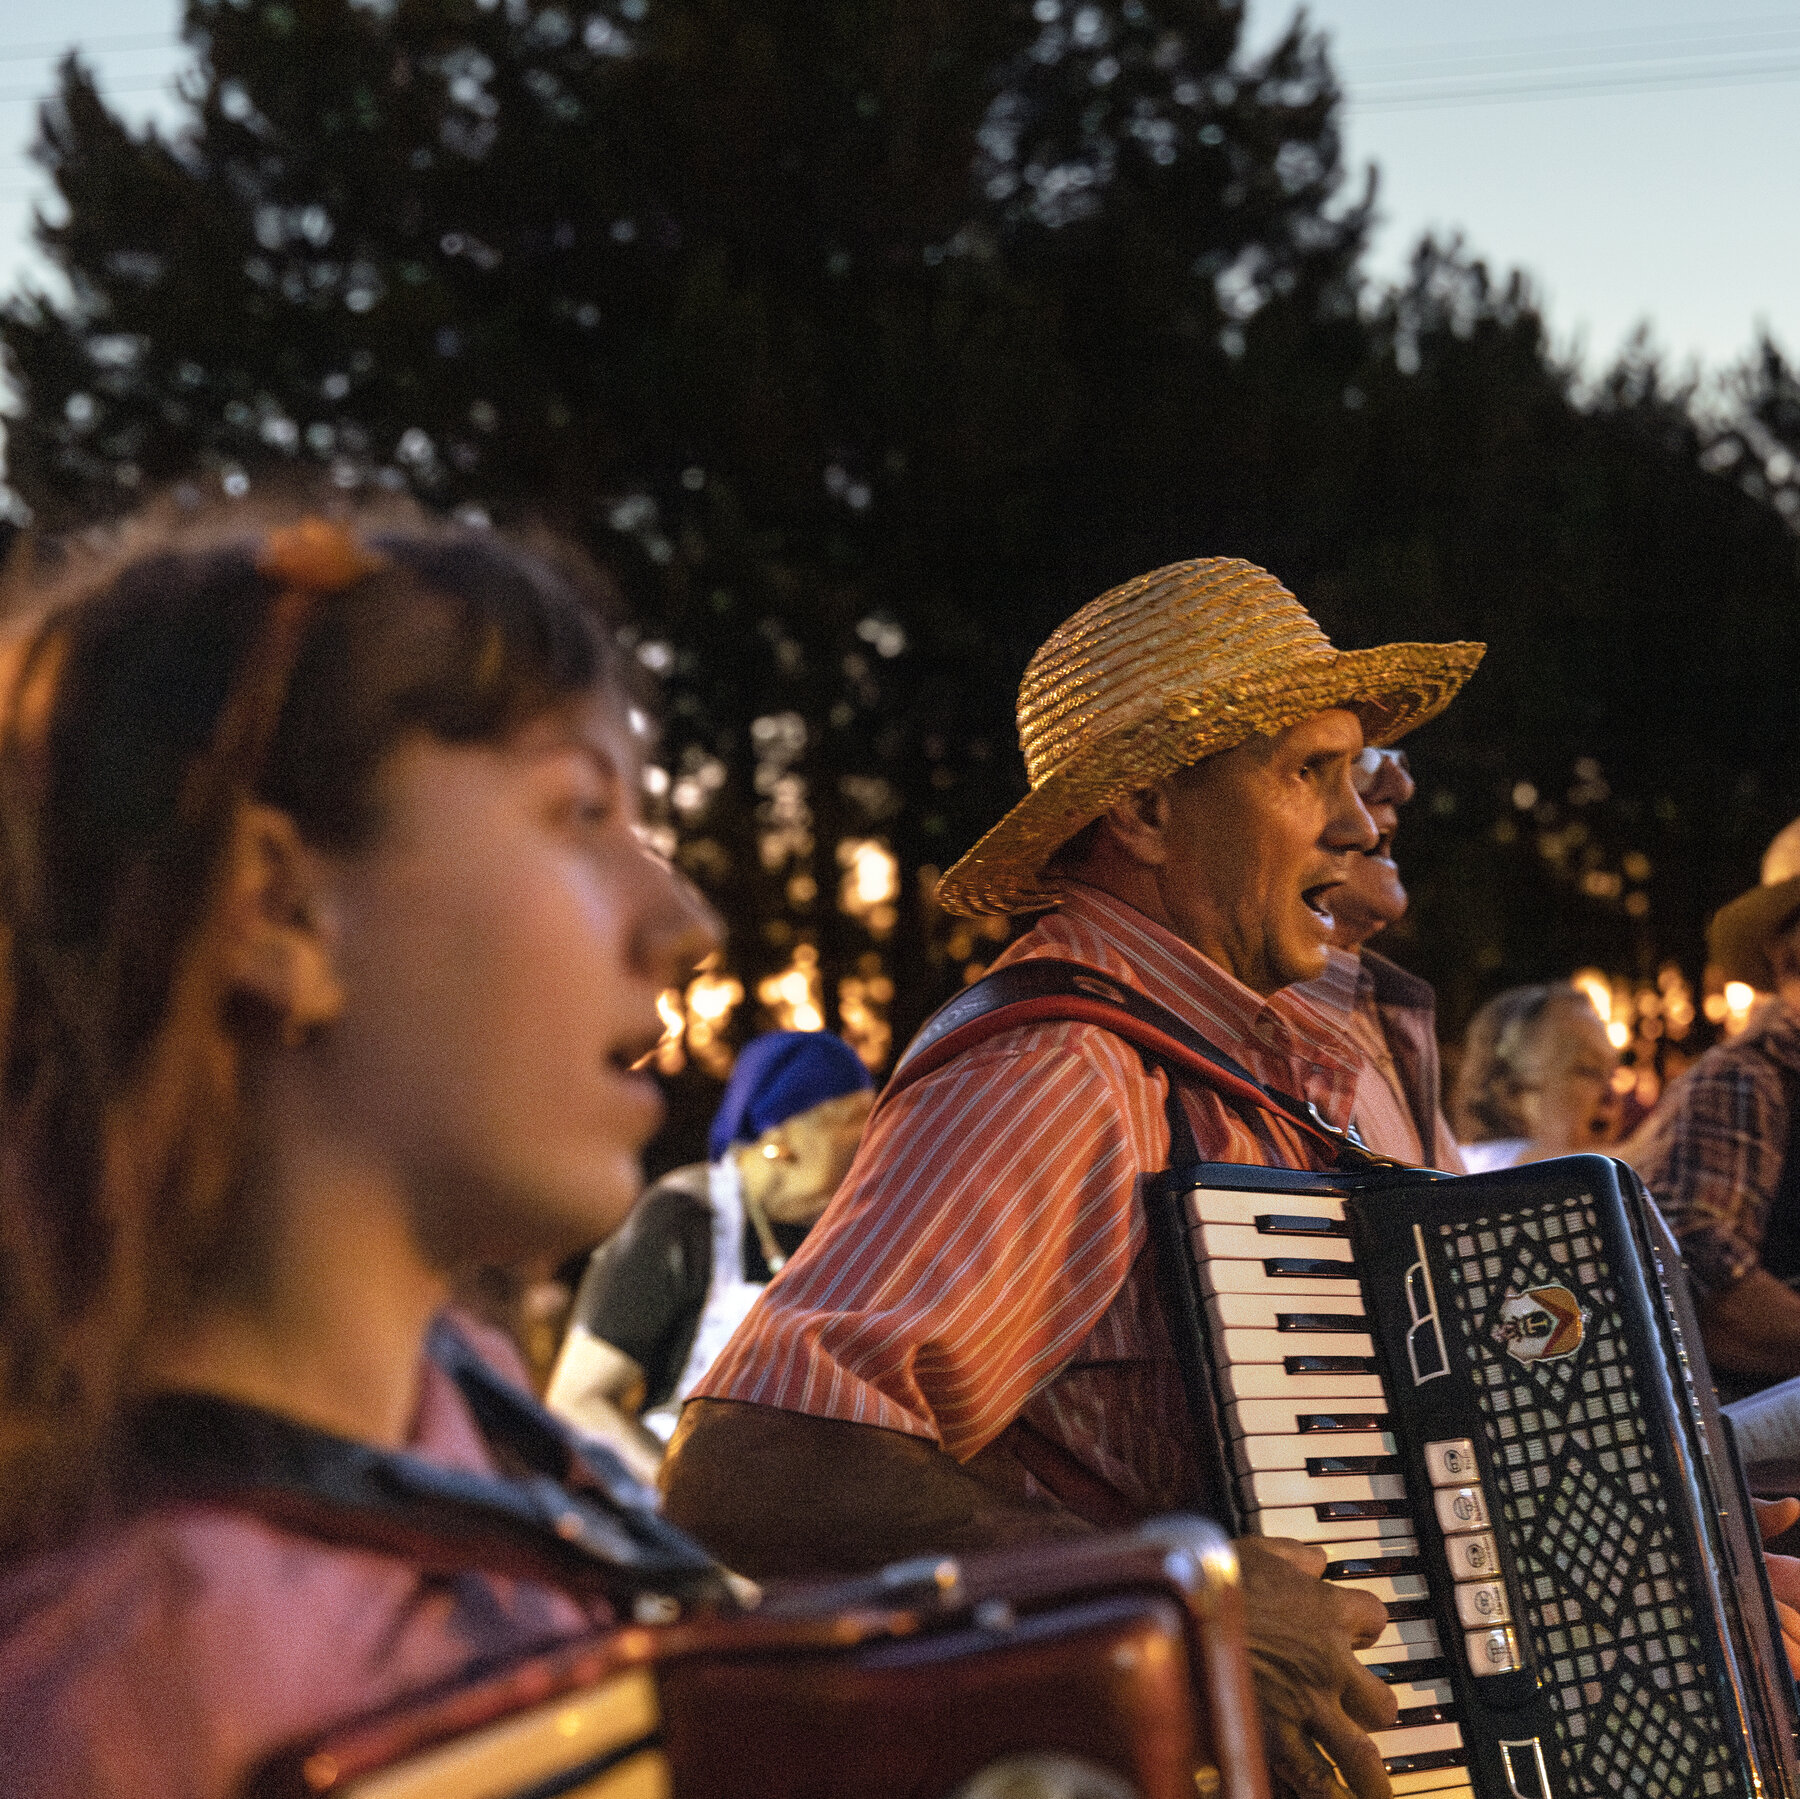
[1352,745,1411,797]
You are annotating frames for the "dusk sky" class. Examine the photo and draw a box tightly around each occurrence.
[3,0,1798,413]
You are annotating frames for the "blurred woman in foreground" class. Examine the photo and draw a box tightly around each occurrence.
[0,507,720,1795]
[1453,981,1621,1172]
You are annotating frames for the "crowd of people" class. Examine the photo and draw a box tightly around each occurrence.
[2,500,1800,1799]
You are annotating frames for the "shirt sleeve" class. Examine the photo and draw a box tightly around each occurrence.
[691,1024,1169,1464]
[1628,1050,1789,1295]
[1434,1111,1467,1175]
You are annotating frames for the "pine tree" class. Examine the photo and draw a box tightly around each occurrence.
[3,0,1371,1076]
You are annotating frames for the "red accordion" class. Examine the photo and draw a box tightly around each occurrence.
[246,1518,1269,1799]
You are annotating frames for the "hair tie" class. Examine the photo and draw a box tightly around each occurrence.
[256,518,386,594]
[172,521,384,828]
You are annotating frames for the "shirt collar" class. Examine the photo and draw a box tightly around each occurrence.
[1294,946,1369,1024]
[1010,883,1362,1129]
[1744,996,1800,1073]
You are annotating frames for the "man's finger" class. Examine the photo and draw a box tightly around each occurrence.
[1755,1496,1800,1541]
[1256,1535,1329,1577]
[1337,1654,1400,1733]
[1774,1599,1800,1677]
[1264,1715,1355,1799]
[1309,1695,1395,1799]
[1765,1550,1800,1610]
[1327,1581,1390,1652]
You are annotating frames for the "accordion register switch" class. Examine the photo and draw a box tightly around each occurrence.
[1426,1440,1523,1676]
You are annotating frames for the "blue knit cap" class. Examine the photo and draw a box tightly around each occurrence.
[708,1030,874,1161]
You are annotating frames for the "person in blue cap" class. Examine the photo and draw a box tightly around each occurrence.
[546,1031,874,1470]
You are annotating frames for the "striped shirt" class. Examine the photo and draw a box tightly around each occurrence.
[1298,948,1464,1171]
[693,884,1363,1519]
[1300,949,1425,1165]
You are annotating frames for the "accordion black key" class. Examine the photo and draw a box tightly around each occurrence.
[1146,1151,1800,1799]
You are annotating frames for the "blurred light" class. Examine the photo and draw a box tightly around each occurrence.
[1606,1020,1631,1050]
[1611,1067,1637,1095]
[1725,981,1757,1035]
[653,989,686,1075]
[759,943,824,1033]
[1512,782,1538,811]
[684,961,744,1079]
[838,837,899,939]
[838,953,896,1072]
[1572,969,1612,1023]
[1659,962,1696,1041]
[854,615,907,658]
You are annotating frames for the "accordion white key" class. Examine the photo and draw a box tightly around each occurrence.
[1146,1151,1800,1799]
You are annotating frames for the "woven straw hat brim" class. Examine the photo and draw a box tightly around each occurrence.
[936,639,1484,918]
[1707,874,1800,991]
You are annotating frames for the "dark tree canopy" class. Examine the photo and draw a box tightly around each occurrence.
[6,0,1800,1138]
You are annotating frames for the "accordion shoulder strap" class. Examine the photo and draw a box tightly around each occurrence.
[124,1319,732,1614]
[885,957,1390,1173]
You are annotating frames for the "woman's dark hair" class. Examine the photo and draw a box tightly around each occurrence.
[0,507,622,1550]
[1451,982,1588,1144]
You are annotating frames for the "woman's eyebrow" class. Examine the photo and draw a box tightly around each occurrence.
[576,734,645,798]
[530,717,620,772]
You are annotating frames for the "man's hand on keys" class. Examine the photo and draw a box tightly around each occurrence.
[1236,1535,1398,1799]
[1754,1496,1800,1677]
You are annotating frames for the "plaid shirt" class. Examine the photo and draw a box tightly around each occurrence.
[1625,999,1800,1295]
[694,884,1363,1519]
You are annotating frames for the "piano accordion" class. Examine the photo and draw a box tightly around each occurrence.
[246,1519,1270,1799]
[1146,1151,1800,1799]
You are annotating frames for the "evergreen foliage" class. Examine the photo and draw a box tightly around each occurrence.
[5,0,1799,1110]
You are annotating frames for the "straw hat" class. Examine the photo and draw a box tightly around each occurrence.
[1707,816,1800,990]
[936,558,1485,917]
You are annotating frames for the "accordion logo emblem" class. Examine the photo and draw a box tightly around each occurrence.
[1492,1283,1587,1365]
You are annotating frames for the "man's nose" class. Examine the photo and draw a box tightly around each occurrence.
[1327,773,1381,853]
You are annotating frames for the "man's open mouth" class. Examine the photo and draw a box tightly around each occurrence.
[1301,884,1337,926]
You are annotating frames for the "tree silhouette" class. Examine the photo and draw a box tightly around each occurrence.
[4,0,1372,1072]
[7,0,1800,1145]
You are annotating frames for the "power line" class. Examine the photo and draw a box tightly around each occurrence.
[3,20,1800,120]
[1346,13,1800,78]
[0,78,179,108]
[1311,10,1800,110]
[0,33,178,67]
[1352,56,1800,114]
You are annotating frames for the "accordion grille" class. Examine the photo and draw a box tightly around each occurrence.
[1438,1199,1735,1798]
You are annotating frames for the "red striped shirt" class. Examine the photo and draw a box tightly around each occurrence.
[693,884,1364,1517]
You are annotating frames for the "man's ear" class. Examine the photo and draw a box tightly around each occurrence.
[1095,783,1172,869]
[219,802,347,1041]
